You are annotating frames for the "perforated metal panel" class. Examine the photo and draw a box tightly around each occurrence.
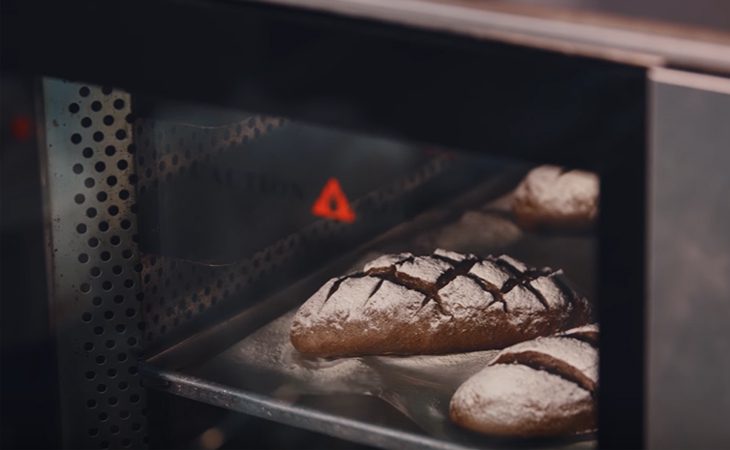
[42,78,146,449]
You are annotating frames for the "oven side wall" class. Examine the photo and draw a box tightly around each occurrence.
[1,73,62,449]
[647,68,730,449]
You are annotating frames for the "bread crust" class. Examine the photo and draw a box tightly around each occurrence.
[290,250,592,357]
[512,165,598,231]
[449,325,598,437]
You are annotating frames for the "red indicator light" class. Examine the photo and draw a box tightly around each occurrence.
[10,115,32,142]
[311,178,356,223]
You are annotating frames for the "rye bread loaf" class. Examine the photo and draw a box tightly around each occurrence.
[290,249,592,357]
[450,324,598,437]
[512,165,599,230]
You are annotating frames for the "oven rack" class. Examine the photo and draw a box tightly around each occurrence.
[140,364,528,450]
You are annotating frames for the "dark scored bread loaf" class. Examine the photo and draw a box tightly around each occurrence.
[449,324,599,437]
[290,249,592,357]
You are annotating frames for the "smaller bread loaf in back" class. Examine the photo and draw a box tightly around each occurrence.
[449,324,598,437]
[290,249,592,357]
[512,165,599,231]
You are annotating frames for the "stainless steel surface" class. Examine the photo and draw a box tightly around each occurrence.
[499,0,730,32]
[647,68,730,449]
[142,185,597,450]
[256,0,730,72]
[42,79,146,449]
[141,367,478,450]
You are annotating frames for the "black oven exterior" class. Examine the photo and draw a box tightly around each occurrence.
[2,1,729,449]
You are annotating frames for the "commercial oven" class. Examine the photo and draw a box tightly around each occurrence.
[2,1,729,449]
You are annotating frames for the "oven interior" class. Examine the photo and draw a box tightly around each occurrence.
[130,96,599,449]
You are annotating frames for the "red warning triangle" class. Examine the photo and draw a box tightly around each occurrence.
[311,178,356,223]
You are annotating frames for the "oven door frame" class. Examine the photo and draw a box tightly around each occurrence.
[3,1,652,448]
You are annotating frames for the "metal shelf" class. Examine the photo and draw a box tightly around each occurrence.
[141,317,595,450]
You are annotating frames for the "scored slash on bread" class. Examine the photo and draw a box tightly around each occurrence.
[449,324,599,437]
[290,249,592,357]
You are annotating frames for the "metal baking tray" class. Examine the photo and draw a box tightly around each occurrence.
[141,176,597,450]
